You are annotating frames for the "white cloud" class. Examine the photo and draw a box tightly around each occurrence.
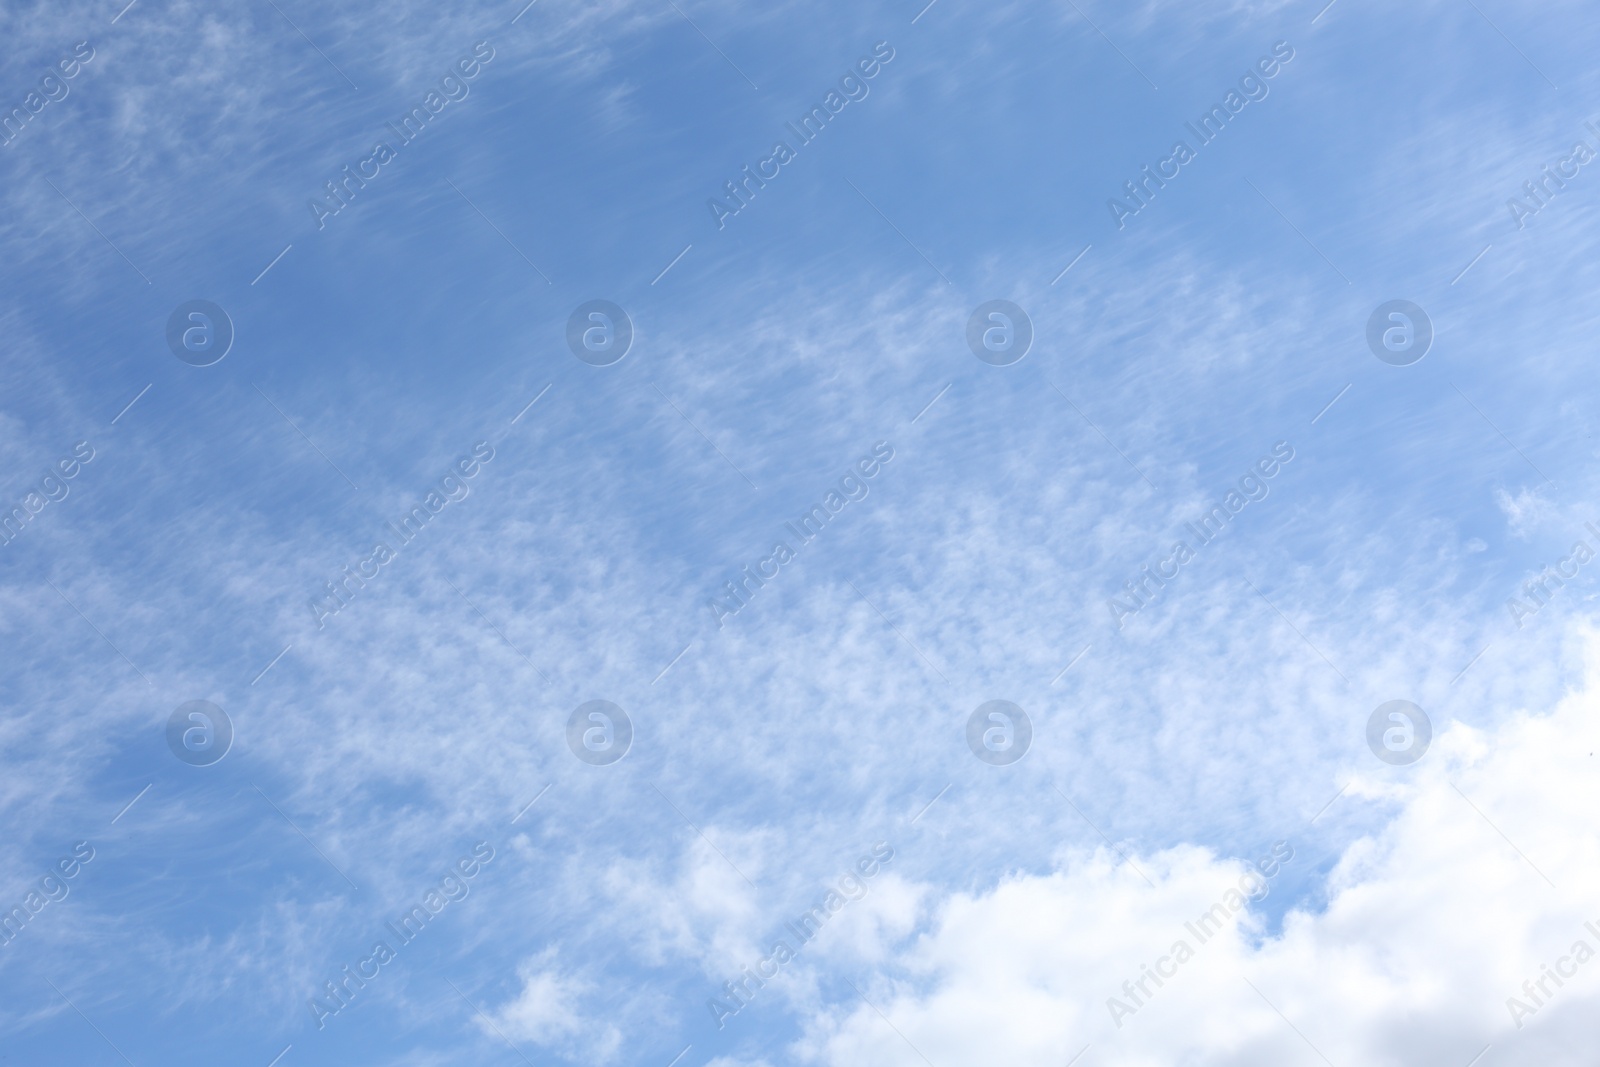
[795,630,1600,1066]
[482,949,623,1061]
[1497,486,1554,538]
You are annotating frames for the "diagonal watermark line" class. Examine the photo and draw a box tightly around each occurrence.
[1450,782,1556,888]
[261,0,359,89]
[1242,977,1336,1066]
[844,578,949,684]
[1063,0,1157,89]
[1053,784,1156,887]
[252,384,361,492]
[43,176,151,284]
[1307,783,1348,826]
[252,244,293,285]
[653,385,759,490]
[1462,0,1559,90]
[44,978,137,1067]
[1051,244,1093,284]
[648,780,758,889]
[44,577,152,686]
[111,383,152,425]
[1242,576,1350,683]
[1065,1044,1093,1067]
[253,784,360,891]
[251,644,293,686]
[911,382,951,424]
[1451,383,1554,487]
[910,783,950,823]
[911,0,940,23]
[665,0,759,90]
[1051,644,1091,685]
[511,0,539,23]
[1311,383,1351,424]
[511,383,552,425]
[1310,0,1339,23]
[1045,377,1157,490]
[665,1045,693,1067]
[265,1045,292,1067]
[111,0,139,23]
[446,978,540,1067]
[511,783,551,824]
[444,177,552,283]
[1463,1043,1492,1067]
[1243,177,1351,284]
[652,642,694,685]
[111,783,151,825]
[443,577,552,684]
[521,383,560,425]
[845,979,939,1067]
[844,178,952,285]
[1450,641,1492,686]
[652,244,693,285]
[1451,243,1492,285]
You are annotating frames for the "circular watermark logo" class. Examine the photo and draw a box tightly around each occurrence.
[166,700,234,766]
[1365,300,1432,366]
[1366,700,1431,765]
[165,300,234,367]
[566,699,632,765]
[966,300,1033,366]
[966,700,1032,765]
[566,301,633,366]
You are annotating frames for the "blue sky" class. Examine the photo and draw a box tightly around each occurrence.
[4,0,1600,1064]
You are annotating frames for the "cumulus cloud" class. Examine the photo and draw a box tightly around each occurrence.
[482,949,623,1062]
[1497,486,1554,539]
[794,631,1600,1066]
